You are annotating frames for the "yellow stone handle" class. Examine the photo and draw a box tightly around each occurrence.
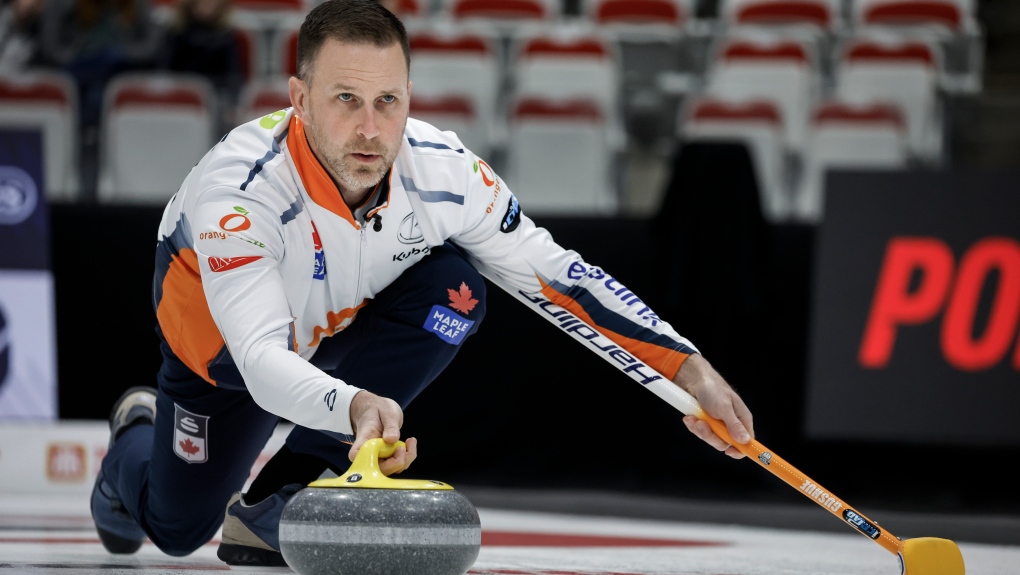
[307,438,453,490]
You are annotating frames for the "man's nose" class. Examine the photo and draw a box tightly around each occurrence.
[356,107,380,140]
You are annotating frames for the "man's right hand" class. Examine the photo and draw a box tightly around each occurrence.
[348,390,417,476]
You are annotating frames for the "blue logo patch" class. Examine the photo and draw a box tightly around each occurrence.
[500,194,521,233]
[313,251,326,280]
[424,305,474,345]
[843,509,881,540]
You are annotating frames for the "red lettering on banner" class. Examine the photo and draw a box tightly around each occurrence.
[859,237,954,368]
[941,238,1020,371]
[860,236,1020,371]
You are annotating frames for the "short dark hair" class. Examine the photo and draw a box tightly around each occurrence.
[296,0,410,82]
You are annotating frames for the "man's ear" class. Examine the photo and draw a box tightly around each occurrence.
[289,76,308,118]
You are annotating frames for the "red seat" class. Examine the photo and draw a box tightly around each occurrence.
[854,0,967,32]
[725,0,836,30]
[588,0,689,26]
[447,0,553,21]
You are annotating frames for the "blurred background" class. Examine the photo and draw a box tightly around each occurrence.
[0,0,1018,528]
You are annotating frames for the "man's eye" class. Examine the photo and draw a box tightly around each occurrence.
[380,95,396,103]
[338,93,353,102]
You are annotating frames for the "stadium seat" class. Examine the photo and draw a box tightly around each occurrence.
[508,25,625,151]
[678,96,791,223]
[503,97,619,217]
[585,0,692,28]
[443,0,557,22]
[850,0,982,93]
[409,95,488,156]
[267,19,301,79]
[408,25,503,156]
[581,0,695,145]
[720,0,840,31]
[793,100,908,223]
[852,0,973,34]
[833,35,942,162]
[0,71,79,202]
[702,33,819,152]
[97,73,217,206]
[236,78,292,125]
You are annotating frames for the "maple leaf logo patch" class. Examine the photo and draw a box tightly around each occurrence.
[179,438,200,457]
[173,404,209,464]
[448,282,478,314]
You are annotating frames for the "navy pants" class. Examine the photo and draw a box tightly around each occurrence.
[100,244,486,556]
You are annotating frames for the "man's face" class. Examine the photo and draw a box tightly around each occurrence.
[291,39,410,200]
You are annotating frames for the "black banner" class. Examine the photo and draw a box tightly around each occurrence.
[805,170,1020,445]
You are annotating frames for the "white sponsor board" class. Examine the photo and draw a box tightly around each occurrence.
[0,421,293,495]
[0,270,57,420]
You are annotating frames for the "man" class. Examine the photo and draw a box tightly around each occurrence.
[90,0,755,567]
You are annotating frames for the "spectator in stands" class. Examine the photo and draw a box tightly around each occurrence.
[39,0,160,196]
[0,0,47,73]
[157,0,243,136]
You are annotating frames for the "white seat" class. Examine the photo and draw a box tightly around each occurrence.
[236,78,293,125]
[679,96,790,223]
[834,35,942,162]
[703,32,820,153]
[508,24,626,151]
[98,73,216,206]
[408,24,504,154]
[793,100,908,223]
[503,97,618,217]
[410,94,489,158]
[0,71,79,202]
[850,0,982,93]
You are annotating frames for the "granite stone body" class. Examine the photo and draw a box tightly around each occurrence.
[279,487,481,575]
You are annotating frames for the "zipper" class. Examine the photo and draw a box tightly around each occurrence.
[354,224,366,308]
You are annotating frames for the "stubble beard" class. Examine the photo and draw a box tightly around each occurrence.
[307,121,403,196]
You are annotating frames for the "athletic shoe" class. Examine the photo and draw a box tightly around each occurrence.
[216,484,304,566]
[90,386,157,554]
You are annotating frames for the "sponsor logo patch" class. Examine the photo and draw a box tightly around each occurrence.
[208,256,263,272]
[312,222,326,280]
[0,166,38,225]
[843,509,882,540]
[447,282,479,314]
[758,452,772,466]
[324,389,337,411]
[398,213,424,244]
[174,404,210,464]
[47,443,87,482]
[424,306,474,345]
[501,194,521,233]
[219,206,252,232]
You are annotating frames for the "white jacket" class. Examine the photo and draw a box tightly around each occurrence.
[154,108,697,436]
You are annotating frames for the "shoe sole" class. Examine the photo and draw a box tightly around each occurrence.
[217,543,288,566]
[109,386,157,445]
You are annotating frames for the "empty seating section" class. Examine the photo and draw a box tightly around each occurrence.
[504,97,618,216]
[834,35,941,161]
[703,34,819,152]
[793,100,907,223]
[407,26,502,158]
[0,72,79,202]
[26,0,980,219]
[98,73,216,206]
[679,97,790,222]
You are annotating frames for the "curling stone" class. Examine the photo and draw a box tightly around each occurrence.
[278,438,481,575]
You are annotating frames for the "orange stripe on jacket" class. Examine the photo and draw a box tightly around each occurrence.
[539,278,690,380]
[156,249,225,385]
[288,115,358,227]
[308,301,369,348]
